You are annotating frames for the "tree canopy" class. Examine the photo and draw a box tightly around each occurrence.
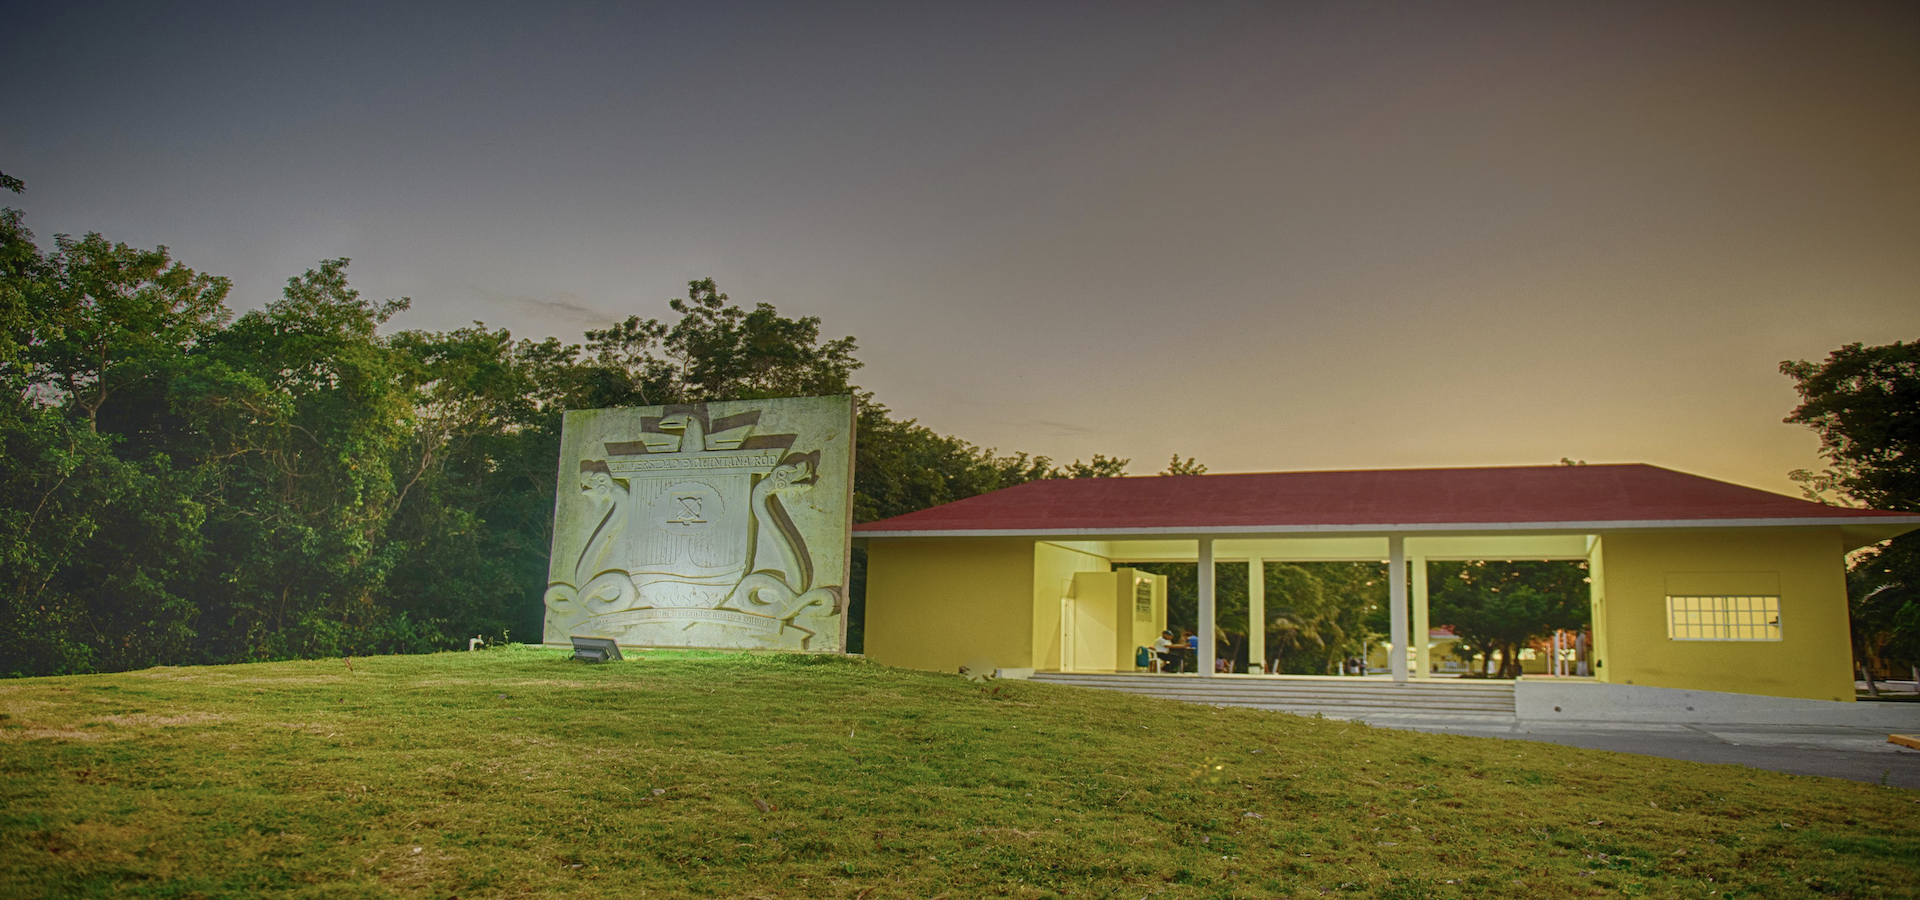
[1783,341,1920,511]
[1783,339,1920,679]
[1161,455,1208,476]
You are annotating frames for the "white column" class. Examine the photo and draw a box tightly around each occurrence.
[1411,553,1430,680]
[1198,537,1216,678]
[1247,556,1265,674]
[1388,535,1408,683]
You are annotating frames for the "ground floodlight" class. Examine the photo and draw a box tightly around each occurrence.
[569,636,623,663]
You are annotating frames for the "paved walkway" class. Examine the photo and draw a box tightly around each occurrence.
[1030,672,1920,787]
[1355,715,1920,788]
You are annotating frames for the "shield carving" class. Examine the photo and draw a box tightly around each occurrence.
[621,467,759,607]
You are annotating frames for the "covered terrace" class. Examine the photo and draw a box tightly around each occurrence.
[1050,532,1592,680]
[855,464,1920,699]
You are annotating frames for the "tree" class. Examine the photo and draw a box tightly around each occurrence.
[1428,560,1590,678]
[380,325,581,646]
[1849,540,1920,692]
[0,206,42,387]
[579,278,861,407]
[1782,341,1920,510]
[1783,340,1920,681]
[0,224,229,676]
[1057,454,1129,478]
[29,233,232,433]
[1161,454,1207,475]
[1263,561,1381,674]
[190,259,429,661]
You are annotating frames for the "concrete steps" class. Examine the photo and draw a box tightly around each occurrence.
[1029,672,1517,717]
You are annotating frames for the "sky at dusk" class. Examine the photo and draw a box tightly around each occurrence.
[6,1,1918,496]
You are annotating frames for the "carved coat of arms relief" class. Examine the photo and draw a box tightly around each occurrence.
[542,397,853,651]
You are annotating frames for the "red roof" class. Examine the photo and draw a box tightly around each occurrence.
[854,464,1918,536]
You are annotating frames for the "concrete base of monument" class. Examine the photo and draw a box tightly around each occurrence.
[1514,679,1920,729]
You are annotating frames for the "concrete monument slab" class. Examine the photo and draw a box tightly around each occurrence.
[542,395,855,652]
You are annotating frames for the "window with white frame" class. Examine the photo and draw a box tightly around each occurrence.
[1666,595,1781,641]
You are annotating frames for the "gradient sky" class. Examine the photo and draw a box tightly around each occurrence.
[7,2,1918,496]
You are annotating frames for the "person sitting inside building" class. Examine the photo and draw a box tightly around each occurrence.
[1171,629,1197,673]
[1150,630,1174,672]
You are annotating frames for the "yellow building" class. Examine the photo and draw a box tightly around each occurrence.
[858,464,1919,702]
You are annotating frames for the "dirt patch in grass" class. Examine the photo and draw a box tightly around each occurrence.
[0,725,111,741]
[88,712,227,728]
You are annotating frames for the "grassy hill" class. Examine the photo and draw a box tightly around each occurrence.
[1,648,1915,899]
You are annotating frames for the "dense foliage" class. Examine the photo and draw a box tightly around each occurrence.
[0,202,1139,677]
[1783,340,1920,681]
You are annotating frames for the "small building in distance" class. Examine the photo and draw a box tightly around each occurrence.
[855,464,1920,702]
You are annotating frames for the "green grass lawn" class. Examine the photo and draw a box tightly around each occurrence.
[1,648,1915,899]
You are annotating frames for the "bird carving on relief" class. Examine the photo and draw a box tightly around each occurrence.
[723,459,839,632]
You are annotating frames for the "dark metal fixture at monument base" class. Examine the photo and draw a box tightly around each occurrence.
[569,636,623,663]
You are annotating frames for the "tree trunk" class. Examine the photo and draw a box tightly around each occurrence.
[1859,660,1879,697]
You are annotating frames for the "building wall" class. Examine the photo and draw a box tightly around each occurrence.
[1590,536,1611,683]
[863,538,1036,673]
[1033,541,1114,671]
[1594,529,1854,701]
[1120,569,1169,670]
[1064,569,1169,672]
[1067,571,1122,672]
[865,527,1859,699]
